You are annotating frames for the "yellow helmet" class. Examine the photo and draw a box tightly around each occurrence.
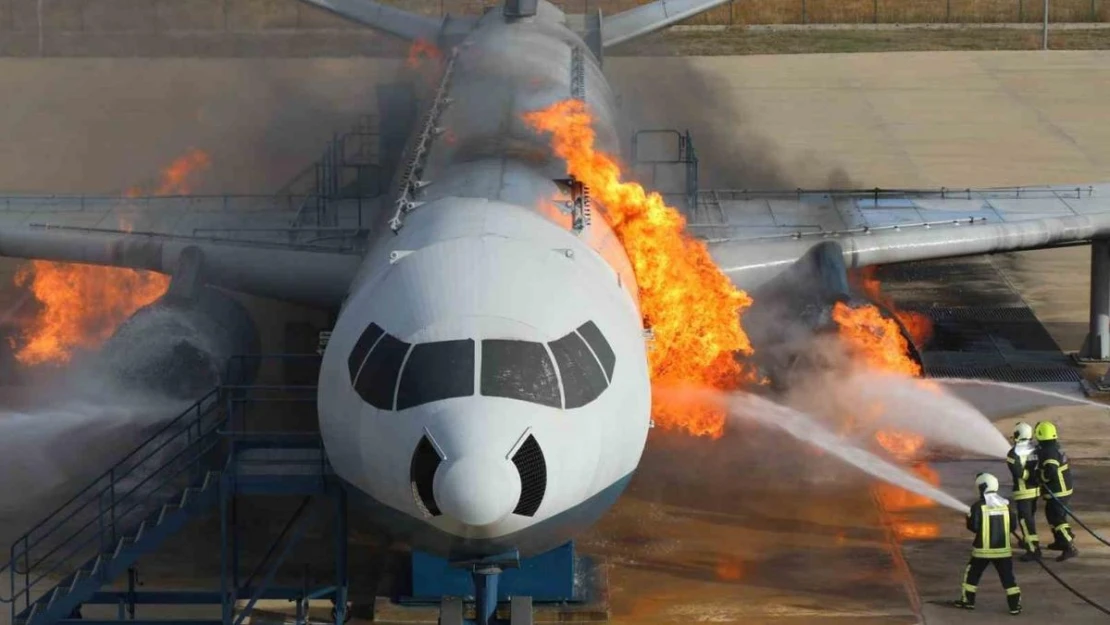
[1012,422,1033,442]
[1034,421,1058,442]
[975,472,999,494]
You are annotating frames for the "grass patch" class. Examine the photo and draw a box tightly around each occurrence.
[608,27,1110,55]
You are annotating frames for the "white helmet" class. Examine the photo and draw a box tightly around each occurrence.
[975,472,999,494]
[1013,422,1033,442]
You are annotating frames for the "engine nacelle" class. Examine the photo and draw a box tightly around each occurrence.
[741,241,923,388]
[95,286,261,399]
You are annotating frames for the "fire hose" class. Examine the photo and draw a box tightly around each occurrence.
[1011,493,1110,617]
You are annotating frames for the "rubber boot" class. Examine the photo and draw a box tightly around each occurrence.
[1056,545,1079,562]
[952,590,975,610]
[1007,592,1022,615]
[1020,548,1042,562]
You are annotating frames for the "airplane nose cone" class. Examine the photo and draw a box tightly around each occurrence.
[433,456,521,526]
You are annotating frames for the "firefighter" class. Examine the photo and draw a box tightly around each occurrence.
[1034,421,1079,562]
[1006,422,1041,561]
[951,472,1021,615]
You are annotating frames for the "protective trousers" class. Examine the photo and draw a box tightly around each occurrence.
[961,556,1020,612]
[1045,495,1075,547]
[1015,498,1039,551]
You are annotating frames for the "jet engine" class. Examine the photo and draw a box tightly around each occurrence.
[95,286,261,400]
[740,241,923,390]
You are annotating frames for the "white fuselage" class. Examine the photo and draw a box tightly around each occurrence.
[317,2,651,560]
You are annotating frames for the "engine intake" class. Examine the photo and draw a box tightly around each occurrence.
[95,286,261,399]
[742,241,924,388]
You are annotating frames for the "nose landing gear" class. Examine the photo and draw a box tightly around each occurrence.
[439,551,531,625]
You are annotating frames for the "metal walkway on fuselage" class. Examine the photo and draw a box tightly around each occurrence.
[0,355,350,625]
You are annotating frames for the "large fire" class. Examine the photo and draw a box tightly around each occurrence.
[851,267,933,345]
[831,303,921,377]
[832,275,940,541]
[523,99,754,438]
[8,150,210,365]
[11,264,169,365]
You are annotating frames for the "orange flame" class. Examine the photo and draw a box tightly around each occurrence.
[894,522,940,540]
[874,430,925,463]
[9,151,208,365]
[523,99,754,438]
[11,263,169,365]
[851,267,933,345]
[715,557,744,581]
[831,302,921,377]
[406,39,443,69]
[832,274,939,540]
[876,464,939,512]
[152,148,211,195]
[875,463,941,540]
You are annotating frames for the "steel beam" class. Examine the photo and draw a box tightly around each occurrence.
[333,489,349,625]
[57,621,223,625]
[1080,238,1110,361]
[85,589,310,605]
[232,499,319,625]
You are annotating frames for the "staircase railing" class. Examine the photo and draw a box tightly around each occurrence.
[1,388,226,621]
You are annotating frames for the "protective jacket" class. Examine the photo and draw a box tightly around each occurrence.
[1006,440,1039,500]
[1037,440,1073,498]
[967,493,1018,559]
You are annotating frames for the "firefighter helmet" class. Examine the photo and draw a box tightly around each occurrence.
[975,472,1000,494]
[1034,421,1058,442]
[1012,422,1033,442]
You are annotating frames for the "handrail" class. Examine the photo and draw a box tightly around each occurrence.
[3,390,218,567]
[1,389,223,614]
[2,355,327,624]
[697,185,1097,201]
[13,430,225,611]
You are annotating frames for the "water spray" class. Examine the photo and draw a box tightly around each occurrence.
[726,391,970,513]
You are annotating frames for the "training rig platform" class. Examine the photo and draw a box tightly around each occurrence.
[0,355,606,625]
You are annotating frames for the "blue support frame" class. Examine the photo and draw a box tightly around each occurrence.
[410,543,576,602]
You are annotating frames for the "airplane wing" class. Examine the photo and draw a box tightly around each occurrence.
[701,184,1110,290]
[294,0,730,49]
[601,0,731,48]
[0,195,367,308]
[298,0,457,42]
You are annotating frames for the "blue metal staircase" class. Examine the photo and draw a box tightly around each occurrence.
[0,355,347,625]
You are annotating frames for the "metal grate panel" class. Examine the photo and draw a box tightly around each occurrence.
[512,435,546,517]
[925,365,1082,384]
[410,436,442,517]
[924,307,1040,323]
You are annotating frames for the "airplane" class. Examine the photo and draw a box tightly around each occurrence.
[1,0,1109,622]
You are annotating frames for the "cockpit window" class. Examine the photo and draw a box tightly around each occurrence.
[549,329,607,409]
[352,321,616,411]
[575,321,615,382]
[396,339,476,410]
[480,340,562,408]
[347,322,385,382]
[354,332,411,410]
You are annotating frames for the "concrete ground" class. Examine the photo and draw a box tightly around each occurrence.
[0,51,1109,625]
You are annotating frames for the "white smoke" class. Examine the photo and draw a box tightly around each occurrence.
[0,352,197,551]
[785,369,1011,459]
[774,336,1010,459]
